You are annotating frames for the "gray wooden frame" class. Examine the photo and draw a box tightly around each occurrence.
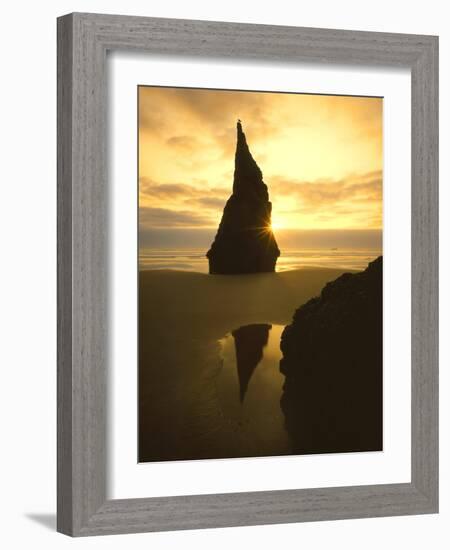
[57,12,438,537]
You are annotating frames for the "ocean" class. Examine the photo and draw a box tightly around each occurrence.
[139,247,381,273]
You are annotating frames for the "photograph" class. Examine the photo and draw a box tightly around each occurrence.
[0,1,442,543]
[138,86,383,462]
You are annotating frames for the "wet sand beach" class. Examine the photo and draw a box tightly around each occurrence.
[139,267,349,462]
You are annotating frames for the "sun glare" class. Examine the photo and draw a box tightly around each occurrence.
[270,220,284,231]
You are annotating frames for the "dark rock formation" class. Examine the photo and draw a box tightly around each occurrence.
[232,324,272,402]
[280,257,383,454]
[207,121,280,274]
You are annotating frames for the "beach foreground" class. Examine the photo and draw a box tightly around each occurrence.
[139,267,349,462]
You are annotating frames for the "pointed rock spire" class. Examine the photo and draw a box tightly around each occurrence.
[233,121,265,198]
[206,121,280,274]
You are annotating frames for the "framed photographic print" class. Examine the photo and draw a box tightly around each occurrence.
[57,13,438,536]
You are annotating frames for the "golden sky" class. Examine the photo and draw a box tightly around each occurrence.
[139,86,382,233]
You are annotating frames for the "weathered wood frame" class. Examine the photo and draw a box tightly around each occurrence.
[57,12,438,536]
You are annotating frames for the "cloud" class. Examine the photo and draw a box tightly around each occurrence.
[139,86,284,159]
[166,135,200,152]
[271,170,382,209]
[139,178,198,199]
[139,178,228,203]
[139,207,213,228]
[138,179,228,228]
[195,197,226,209]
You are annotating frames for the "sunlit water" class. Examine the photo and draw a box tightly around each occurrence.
[216,323,291,454]
[139,247,381,272]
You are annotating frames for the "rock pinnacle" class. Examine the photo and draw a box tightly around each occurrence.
[206,121,280,274]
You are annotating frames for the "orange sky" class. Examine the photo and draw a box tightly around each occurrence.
[139,86,382,233]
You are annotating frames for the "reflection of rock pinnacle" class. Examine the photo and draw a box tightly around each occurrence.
[232,324,272,402]
[206,122,280,274]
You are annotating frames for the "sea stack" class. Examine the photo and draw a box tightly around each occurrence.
[207,121,280,274]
